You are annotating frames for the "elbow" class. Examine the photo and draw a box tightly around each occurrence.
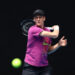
[53,34,59,38]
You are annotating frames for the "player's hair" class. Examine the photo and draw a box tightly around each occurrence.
[33,9,45,17]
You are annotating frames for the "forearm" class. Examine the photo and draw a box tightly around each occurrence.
[40,31,59,38]
[40,25,59,38]
[48,43,61,54]
[49,43,60,51]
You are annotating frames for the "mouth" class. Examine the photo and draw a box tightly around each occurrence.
[37,21,40,23]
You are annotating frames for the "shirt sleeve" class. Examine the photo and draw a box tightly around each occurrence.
[30,26,44,37]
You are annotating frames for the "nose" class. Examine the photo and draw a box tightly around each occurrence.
[37,17,40,20]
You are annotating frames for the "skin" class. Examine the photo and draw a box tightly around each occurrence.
[33,15,67,51]
[33,15,45,29]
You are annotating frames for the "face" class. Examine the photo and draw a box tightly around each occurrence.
[33,15,46,28]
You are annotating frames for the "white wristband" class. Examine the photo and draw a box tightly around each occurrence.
[54,26,59,30]
[46,27,54,30]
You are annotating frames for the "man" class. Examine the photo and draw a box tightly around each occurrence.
[22,9,67,75]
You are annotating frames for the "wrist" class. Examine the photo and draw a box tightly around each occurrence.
[54,26,59,30]
[57,42,61,47]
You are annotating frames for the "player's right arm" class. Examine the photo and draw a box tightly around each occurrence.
[40,25,59,38]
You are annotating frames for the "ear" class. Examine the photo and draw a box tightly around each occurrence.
[33,18,35,21]
[43,16,46,21]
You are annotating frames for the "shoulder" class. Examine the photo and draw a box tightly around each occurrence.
[28,25,35,32]
[29,25,43,32]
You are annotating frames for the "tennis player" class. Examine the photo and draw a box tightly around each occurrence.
[22,9,67,75]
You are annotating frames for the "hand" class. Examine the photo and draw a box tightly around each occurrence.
[58,36,67,47]
[52,25,59,38]
[52,25,59,30]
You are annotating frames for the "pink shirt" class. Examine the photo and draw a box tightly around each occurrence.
[24,25,52,67]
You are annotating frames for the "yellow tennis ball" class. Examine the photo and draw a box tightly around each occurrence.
[11,58,22,68]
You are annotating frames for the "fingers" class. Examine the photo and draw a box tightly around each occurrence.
[63,39,67,45]
[61,39,67,46]
[60,36,67,42]
[61,36,65,39]
[64,39,67,46]
[65,39,67,41]
[60,36,65,40]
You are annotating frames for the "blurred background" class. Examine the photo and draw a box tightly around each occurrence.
[0,0,74,75]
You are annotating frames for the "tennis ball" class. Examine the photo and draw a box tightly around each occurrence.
[11,58,22,68]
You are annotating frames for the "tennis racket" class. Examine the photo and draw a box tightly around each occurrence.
[20,19,35,36]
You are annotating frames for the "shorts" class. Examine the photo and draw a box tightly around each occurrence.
[22,62,53,75]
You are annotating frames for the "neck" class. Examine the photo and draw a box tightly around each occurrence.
[41,25,44,29]
[37,23,44,29]
[37,25,44,29]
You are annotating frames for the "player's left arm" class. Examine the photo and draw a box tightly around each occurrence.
[48,36,67,54]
